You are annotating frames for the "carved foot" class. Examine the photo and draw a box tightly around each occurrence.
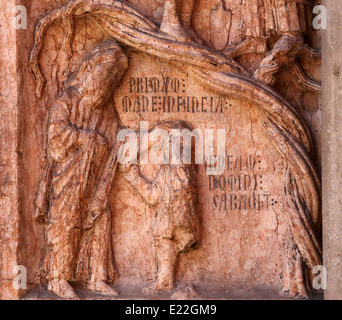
[142,279,175,295]
[281,285,309,300]
[253,54,281,86]
[48,279,80,300]
[171,283,199,300]
[281,244,310,300]
[87,281,119,297]
[253,69,276,86]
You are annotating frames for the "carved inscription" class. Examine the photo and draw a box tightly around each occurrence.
[122,76,228,113]
[207,154,276,212]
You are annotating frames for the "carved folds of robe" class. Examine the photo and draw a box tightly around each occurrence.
[240,0,308,39]
[130,164,199,253]
[35,86,120,284]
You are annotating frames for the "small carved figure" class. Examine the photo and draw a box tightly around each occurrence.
[34,40,128,299]
[160,0,203,43]
[224,0,320,90]
[120,122,199,294]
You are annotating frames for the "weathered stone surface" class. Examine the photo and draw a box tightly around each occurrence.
[0,0,21,300]
[0,0,324,300]
[322,0,342,301]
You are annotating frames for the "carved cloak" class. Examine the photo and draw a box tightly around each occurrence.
[35,87,118,283]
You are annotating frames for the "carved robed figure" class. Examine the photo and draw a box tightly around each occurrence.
[120,122,200,294]
[225,0,314,85]
[34,40,128,299]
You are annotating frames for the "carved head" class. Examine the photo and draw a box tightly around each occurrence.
[64,40,128,103]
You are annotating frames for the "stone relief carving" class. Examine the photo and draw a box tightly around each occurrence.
[159,0,202,43]
[119,121,199,295]
[34,40,128,299]
[223,0,321,89]
[28,0,321,299]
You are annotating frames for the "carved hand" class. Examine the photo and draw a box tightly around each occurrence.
[79,129,107,146]
[121,165,140,182]
[94,131,107,146]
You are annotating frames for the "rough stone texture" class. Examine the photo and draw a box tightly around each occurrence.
[322,0,342,301]
[0,0,324,300]
[0,0,21,300]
